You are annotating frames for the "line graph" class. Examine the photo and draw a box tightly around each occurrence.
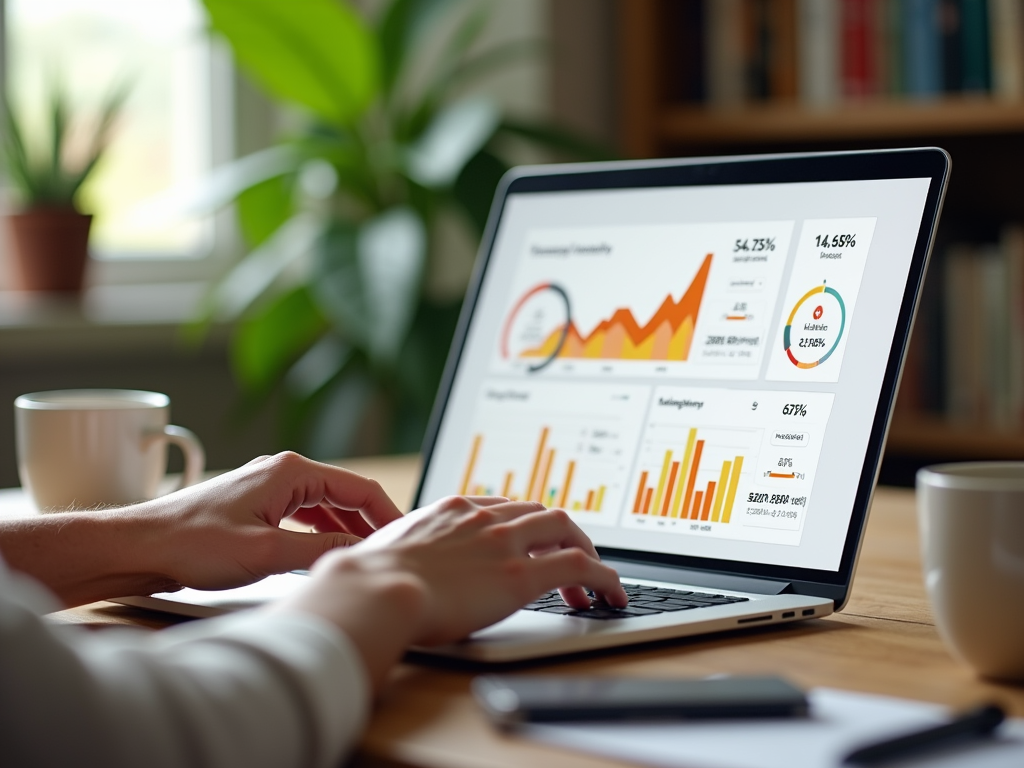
[518,254,712,363]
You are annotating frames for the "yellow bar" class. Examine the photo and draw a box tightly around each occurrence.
[538,448,555,506]
[501,472,514,498]
[710,460,732,522]
[572,501,582,510]
[558,460,576,508]
[460,435,482,495]
[670,428,698,518]
[594,485,606,512]
[526,427,550,501]
[721,455,745,524]
[651,450,673,516]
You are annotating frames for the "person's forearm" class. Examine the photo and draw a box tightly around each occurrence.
[0,512,177,607]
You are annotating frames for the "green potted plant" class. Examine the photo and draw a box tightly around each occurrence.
[3,83,126,292]
[198,0,611,458]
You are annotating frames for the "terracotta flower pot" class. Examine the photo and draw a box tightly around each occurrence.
[7,207,93,293]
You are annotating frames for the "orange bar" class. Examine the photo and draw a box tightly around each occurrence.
[700,481,716,520]
[632,471,649,514]
[660,461,681,517]
[501,471,514,498]
[768,472,796,479]
[683,439,706,519]
[526,427,550,501]
[692,491,704,518]
[585,489,595,511]
[558,461,576,508]
[459,435,482,495]
[538,448,555,506]
[642,487,654,514]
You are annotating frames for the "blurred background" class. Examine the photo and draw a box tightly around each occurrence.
[1,0,1022,489]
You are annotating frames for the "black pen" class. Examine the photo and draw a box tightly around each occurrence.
[842,704,1005,765]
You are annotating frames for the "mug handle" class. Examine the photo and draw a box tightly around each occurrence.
[160,425,206,491]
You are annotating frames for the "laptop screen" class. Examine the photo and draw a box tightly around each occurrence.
[417,154,942,577]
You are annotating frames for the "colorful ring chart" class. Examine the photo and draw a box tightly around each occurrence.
[783,284,846,369]
[500,283,572,372]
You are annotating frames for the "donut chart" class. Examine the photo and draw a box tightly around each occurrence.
[783,284,846,369]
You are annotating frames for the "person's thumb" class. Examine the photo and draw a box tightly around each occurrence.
[273,529,363,572]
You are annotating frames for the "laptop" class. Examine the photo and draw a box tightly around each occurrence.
[119,148,950,663]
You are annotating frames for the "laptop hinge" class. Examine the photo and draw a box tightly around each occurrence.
[607,559,792,596]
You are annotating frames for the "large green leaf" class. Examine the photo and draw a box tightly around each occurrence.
[232,285,328,394]
[358,207,427,360]
[452,147,508,234]
[311,208,426,364]
[378,0,455,97]
[236,173,295,248]
[405,97,500,188]
[203,0,380,124]
[137,145,301,221]
[212,213,326,320]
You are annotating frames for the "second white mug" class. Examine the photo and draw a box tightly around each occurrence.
[15,389,205,511]
[917,462,1024,682]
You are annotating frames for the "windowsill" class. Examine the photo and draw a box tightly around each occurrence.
[0,282,230,358]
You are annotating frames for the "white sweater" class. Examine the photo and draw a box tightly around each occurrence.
[0,555,369,768]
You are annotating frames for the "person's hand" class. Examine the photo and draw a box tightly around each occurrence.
[139,452,403,591]
[278,495,628,658]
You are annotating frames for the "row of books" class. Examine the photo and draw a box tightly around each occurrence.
[901,228,1024,428]
[675,0,1024,107]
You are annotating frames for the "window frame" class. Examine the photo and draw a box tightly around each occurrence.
[0,0,257,289]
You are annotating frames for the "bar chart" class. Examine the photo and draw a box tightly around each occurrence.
[460,428,608,512]
[623,387,836,546]
[630,427,746,523]
[452,380,649,527]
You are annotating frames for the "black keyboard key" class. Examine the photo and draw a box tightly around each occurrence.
[527,585,750,619]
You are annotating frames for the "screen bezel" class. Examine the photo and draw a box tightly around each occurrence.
[414,148,950,604]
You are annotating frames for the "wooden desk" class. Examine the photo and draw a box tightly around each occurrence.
[20,456,1024,768]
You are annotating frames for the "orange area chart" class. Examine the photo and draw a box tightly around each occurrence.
[521,254,713,362]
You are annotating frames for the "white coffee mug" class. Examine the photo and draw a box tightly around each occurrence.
[15,389,205,510]
[916,462,1024,682]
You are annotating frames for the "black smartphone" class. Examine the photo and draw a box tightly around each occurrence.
[472,675,809,727]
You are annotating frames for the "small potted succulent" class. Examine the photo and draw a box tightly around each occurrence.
[3,84,126,292]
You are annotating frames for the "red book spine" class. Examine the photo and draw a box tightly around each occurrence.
[842,0,876,97]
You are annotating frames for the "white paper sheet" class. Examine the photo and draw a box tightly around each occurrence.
[522,688,1024,768]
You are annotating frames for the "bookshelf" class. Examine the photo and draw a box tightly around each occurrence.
[617,0,1024,484]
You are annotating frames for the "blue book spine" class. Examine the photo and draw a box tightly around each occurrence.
[904,0,943,97]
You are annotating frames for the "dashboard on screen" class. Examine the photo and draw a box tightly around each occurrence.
[419,176,933,573]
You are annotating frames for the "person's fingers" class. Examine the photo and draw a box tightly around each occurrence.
[288,505,377,537]
[525,548,626,607]
[269,529,363,573]
[265,453,404,529]
[502,509,601,560]
[557,585,593,610]
[320,507,377,538]
[463,496,510,506]
[470,499,547,522]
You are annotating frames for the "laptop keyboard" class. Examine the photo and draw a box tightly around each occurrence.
[523,583,750,620]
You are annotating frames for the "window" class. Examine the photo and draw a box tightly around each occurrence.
[4,0,236,284]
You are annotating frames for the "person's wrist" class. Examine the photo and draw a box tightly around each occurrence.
[274,553,428,691]
[105,503,183,594]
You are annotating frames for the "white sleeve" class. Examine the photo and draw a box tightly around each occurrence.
[0,557,370,768]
